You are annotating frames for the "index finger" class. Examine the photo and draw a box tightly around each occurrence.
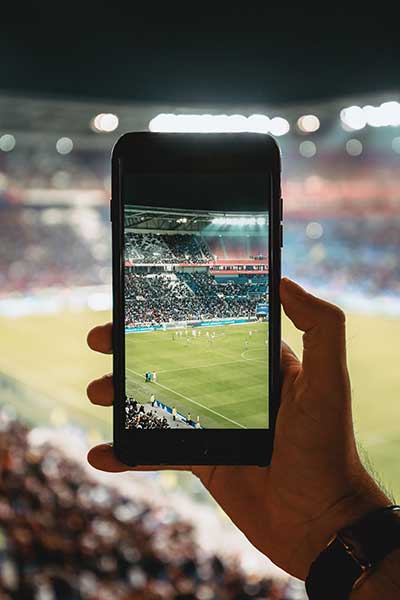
[87,323,113,354]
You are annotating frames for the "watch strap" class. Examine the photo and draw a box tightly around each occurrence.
[306,505,400,600]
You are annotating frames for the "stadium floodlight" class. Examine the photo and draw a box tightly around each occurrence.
[0,134,16,152]
[297,114,320,133]
[346,139,363,156]
[56,137,73,155]
[299,140,317,158]
[92,113,119,132]
[340,106,367,130]
[247,114,270,133]
[268,117,290,136]
[149,113,290,134]
[380,101,400,126]
[211,216,264,226]
[363,102,400,127]
[362,105,385,127]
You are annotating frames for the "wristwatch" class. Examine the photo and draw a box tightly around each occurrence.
[306,505,400,599]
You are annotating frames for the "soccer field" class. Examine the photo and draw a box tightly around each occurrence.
[126,322,268,429]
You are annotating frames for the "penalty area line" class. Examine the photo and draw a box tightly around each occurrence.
[126,367,246,429]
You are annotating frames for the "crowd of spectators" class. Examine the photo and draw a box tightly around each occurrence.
[124,271,268,326]
[125,233,213,265]
[0,206,110,295]
[283,216,400,297]
[125,397,170,430]
[0,416,289,599]
[125,234,176,265]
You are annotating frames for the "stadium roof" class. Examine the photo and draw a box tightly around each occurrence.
[1,20,399,106]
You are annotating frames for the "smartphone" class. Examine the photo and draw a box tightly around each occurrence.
[111,132,282,466]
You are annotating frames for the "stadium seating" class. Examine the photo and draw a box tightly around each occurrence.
[0,206,111,294]
[125,272,268,325]
[125,232,212,264]
[0,415,288,599]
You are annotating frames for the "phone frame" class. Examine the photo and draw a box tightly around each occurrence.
[111,132,282,466]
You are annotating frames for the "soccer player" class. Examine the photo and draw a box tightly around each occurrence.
[187,412,192,425]
[206,331,209,338]
[249,330,253,337]
[150,393,155,407]
[152,371,157,383]
[179,330,183,337]
[172,406,177,421]
[195,420,201,429]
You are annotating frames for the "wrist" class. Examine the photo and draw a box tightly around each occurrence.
[306,469,391,573]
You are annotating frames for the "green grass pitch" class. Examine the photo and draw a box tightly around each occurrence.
[125,322,268,429]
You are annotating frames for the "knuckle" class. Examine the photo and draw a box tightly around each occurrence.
[326,304,346,326]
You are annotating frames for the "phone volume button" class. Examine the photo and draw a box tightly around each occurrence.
[280,224,283,248]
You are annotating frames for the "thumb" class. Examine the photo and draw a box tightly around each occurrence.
[280,278,348,377]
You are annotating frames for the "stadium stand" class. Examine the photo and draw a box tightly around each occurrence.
[0,416,289,599]
[124,272,268,326]
[283,217,400,297]
[125,397,170,429]
[0,206,110,294]
[125,233,212,265]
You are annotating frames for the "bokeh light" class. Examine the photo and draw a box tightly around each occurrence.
[392,137,400,154]
[0,134,16,152]
[299,140,317,157]
[346,138,363,156]
[56,137,73,154]
[92,113,119,132]
[268,117,290,136]
[297,114,320,133]
[340,106,367,130]
[306,222,324,239]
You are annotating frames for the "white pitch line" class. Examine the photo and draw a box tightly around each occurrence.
[240,347,268,363]
[157,358,246,374]
[126,366,246,429]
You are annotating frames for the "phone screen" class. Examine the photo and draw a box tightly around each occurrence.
[123,173,270,430]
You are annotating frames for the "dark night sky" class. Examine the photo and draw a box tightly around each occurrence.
[0,15,399,105]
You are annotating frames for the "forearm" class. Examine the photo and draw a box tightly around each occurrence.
[351,548,400,600]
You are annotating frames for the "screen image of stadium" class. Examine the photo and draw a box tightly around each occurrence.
[124,207,269,430]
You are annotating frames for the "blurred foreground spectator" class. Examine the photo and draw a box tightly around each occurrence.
[0,416,291,599]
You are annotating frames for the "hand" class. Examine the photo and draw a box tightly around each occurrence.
[86,278,389,579]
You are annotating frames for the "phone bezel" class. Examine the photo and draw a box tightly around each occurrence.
[111,132,281,466]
